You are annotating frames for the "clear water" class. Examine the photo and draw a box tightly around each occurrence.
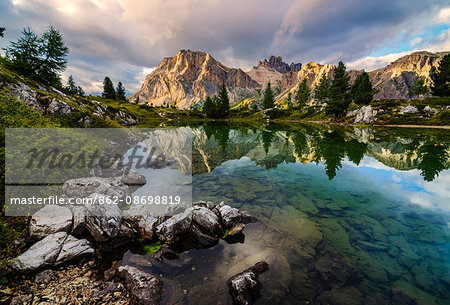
[126,124,450,304]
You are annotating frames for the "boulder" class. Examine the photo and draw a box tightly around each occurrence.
[12,232,68,273]
[187,224,219,248]
[156,208,193,244]
[69,205,88,235]
[123,205,159,239]
[192,206,223,236]
[47,99,72,115]
[117,265,163,305]
[29,205,73,240]
[55,235,94,265]
[85,195,122,242]
[121,169,146,186]
[353,105,377,124]
[400,105,418,114]
[218,205,242,229]
[62,177,130,200]
[227,261,269,305]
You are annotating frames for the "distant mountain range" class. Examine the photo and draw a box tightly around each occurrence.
[130,50,449,109]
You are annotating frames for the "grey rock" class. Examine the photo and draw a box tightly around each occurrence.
[12,232,67,273]
[117,265,163,305]
[156,208,194,244]
[10,294,33,305]
[63,177,131,200]
[351,105,377,124]
[78,116,91,127]
[121,169,146,186]
[55,235,94,265]
[85,195,122,242]
[6,82,43,111]
[227,261,269,305]
[218,205,242,229]
[228,223,245,237]
[192,206,223,236]
[187,223,219,248]
[35,270,55,284]
[29,205,73,240]
[123,205,159,239]
[69,205,88,235]
[47,99,72,115]
[400,105,418,114]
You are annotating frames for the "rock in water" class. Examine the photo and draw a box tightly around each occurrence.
[123,205,159,239]
[55,235,94,265]
[218,204,242,229]
[192,206,223,236]
[29,205,73,240]
[12,232,68,273]
[155,208,194,244]
[121,169,146,186]
[117,265,163,305]
[62,177,130,200]
[227,261,269,305]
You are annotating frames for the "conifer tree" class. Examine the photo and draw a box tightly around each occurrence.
[202,96,216,118]
[431,54,450,97]
[102,77,116,99]
[294,78,310,109]
[409,79,429,98]
[315,73,330,103]
[326,61,350,117]
[351,72,375,105]
[216,84,230,117]
[116,82,126,100]
[263,81,275,109]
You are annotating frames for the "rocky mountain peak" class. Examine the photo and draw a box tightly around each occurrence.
[256,55,301,73]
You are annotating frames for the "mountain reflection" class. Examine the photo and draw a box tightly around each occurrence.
[192,124,449,181]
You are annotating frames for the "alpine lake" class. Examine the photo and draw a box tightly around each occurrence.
[120,123,449,305]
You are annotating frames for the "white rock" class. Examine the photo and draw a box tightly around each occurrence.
[123,205,159,239]
[47,99,72,115]
[400,105,418,114]
[85,194,122,242]
[353,105,377,124]
[12,232,68,273]
[192,206,223,236]
[156,208,194,244]
[55,235,94,265]
[63,177,130,200]
[29,205,73,240]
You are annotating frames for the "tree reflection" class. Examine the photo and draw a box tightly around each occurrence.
[418,143,449,182]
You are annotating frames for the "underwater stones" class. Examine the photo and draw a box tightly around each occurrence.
[12,232,68,273]
[29,205,73,240]
[227,261,269,305]
[315,246,358,288]
[357,240,387,252]
[318,218,352,255]
[317,287,364,305]
[117,265,163,305]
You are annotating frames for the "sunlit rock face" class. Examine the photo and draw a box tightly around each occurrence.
[278,51,449,100]
[247,55,302,86]
[129,50,259,109]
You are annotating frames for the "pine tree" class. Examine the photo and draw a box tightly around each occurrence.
[263,81,275,109]
[216,84,230,117]
[294,78,310,109]
[202,96,216,118]
[0,27,5,37]
[409,79,429,98]
[4,27,40,77]
[326,61,350,117]
[351,72,375,105]
[66,75,77,94]
[315,73,330,104]
[431,54,450,97]
[76,85,85,96]
[38,26,69,86]
[116,82,126,100]
[287,92,292,108]
[102,77,116,99]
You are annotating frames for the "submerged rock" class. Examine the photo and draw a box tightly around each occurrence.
[29,205,73,240]
[227,261,269,305]
[117,265,163,305]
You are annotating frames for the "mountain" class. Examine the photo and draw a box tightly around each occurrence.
[247,55,302,86]
[131,50,449,109]
[278,51,449,100]
[129,50,259,109]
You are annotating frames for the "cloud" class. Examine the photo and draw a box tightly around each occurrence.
[1,0,449,94]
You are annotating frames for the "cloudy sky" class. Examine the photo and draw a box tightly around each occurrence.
[1,0,449,95]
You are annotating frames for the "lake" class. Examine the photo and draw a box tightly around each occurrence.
[124,123,450,305]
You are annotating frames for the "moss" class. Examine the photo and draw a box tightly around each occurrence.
[139,240,163,254]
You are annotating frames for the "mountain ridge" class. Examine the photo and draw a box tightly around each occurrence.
[131,50,449,109]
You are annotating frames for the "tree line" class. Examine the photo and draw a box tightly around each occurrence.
[202,84,230,118]
[2,26,128,100]
[260,54,449,117]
